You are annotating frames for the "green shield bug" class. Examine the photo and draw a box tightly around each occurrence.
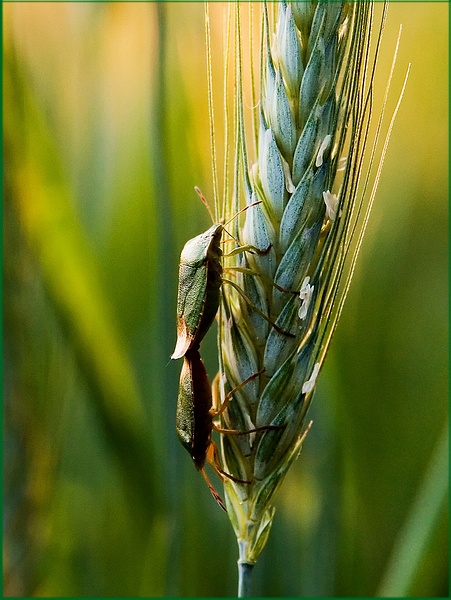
[177,347,277,511]
[171,223,223,359]
[171,192,295,360]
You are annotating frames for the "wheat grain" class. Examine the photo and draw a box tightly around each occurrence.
[204,0,407,593]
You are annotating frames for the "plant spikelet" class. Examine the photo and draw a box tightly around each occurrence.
[204,0,408,580]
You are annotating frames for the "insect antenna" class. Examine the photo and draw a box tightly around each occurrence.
[222,200,262,228]
[221,200,265,252]
[194,186,215,225]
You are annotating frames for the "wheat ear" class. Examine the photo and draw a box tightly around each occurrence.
[205,1,407,595]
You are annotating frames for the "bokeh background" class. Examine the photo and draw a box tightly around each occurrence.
[3,2,448,597]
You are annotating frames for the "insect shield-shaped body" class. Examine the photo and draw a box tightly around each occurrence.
[171,224,223,360]
[176,348,228,511]
[176,348,213,471]
[176,348,266,511]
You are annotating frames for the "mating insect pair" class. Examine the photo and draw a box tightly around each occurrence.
[171,194,292,510]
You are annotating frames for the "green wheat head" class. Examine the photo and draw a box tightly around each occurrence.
[204,0,407,579]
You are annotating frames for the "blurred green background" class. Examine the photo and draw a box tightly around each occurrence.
[3,2,448,597]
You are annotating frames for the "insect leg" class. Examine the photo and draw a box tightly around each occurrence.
[212,422,283,435]
[206,441,251,485]
[223,265,299,294]
[222,240,272,257]
[200,468,227,512]
[222,278,296,338]
[210,369,265,418]
[211,369,283,434]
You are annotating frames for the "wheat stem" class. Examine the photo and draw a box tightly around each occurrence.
[237,559,254,598]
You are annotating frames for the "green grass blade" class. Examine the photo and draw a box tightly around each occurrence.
[377,424,449,597]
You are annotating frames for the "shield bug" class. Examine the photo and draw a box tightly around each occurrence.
[171,193,295,360]
[171,224,223,359]
[177,347,276,511]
